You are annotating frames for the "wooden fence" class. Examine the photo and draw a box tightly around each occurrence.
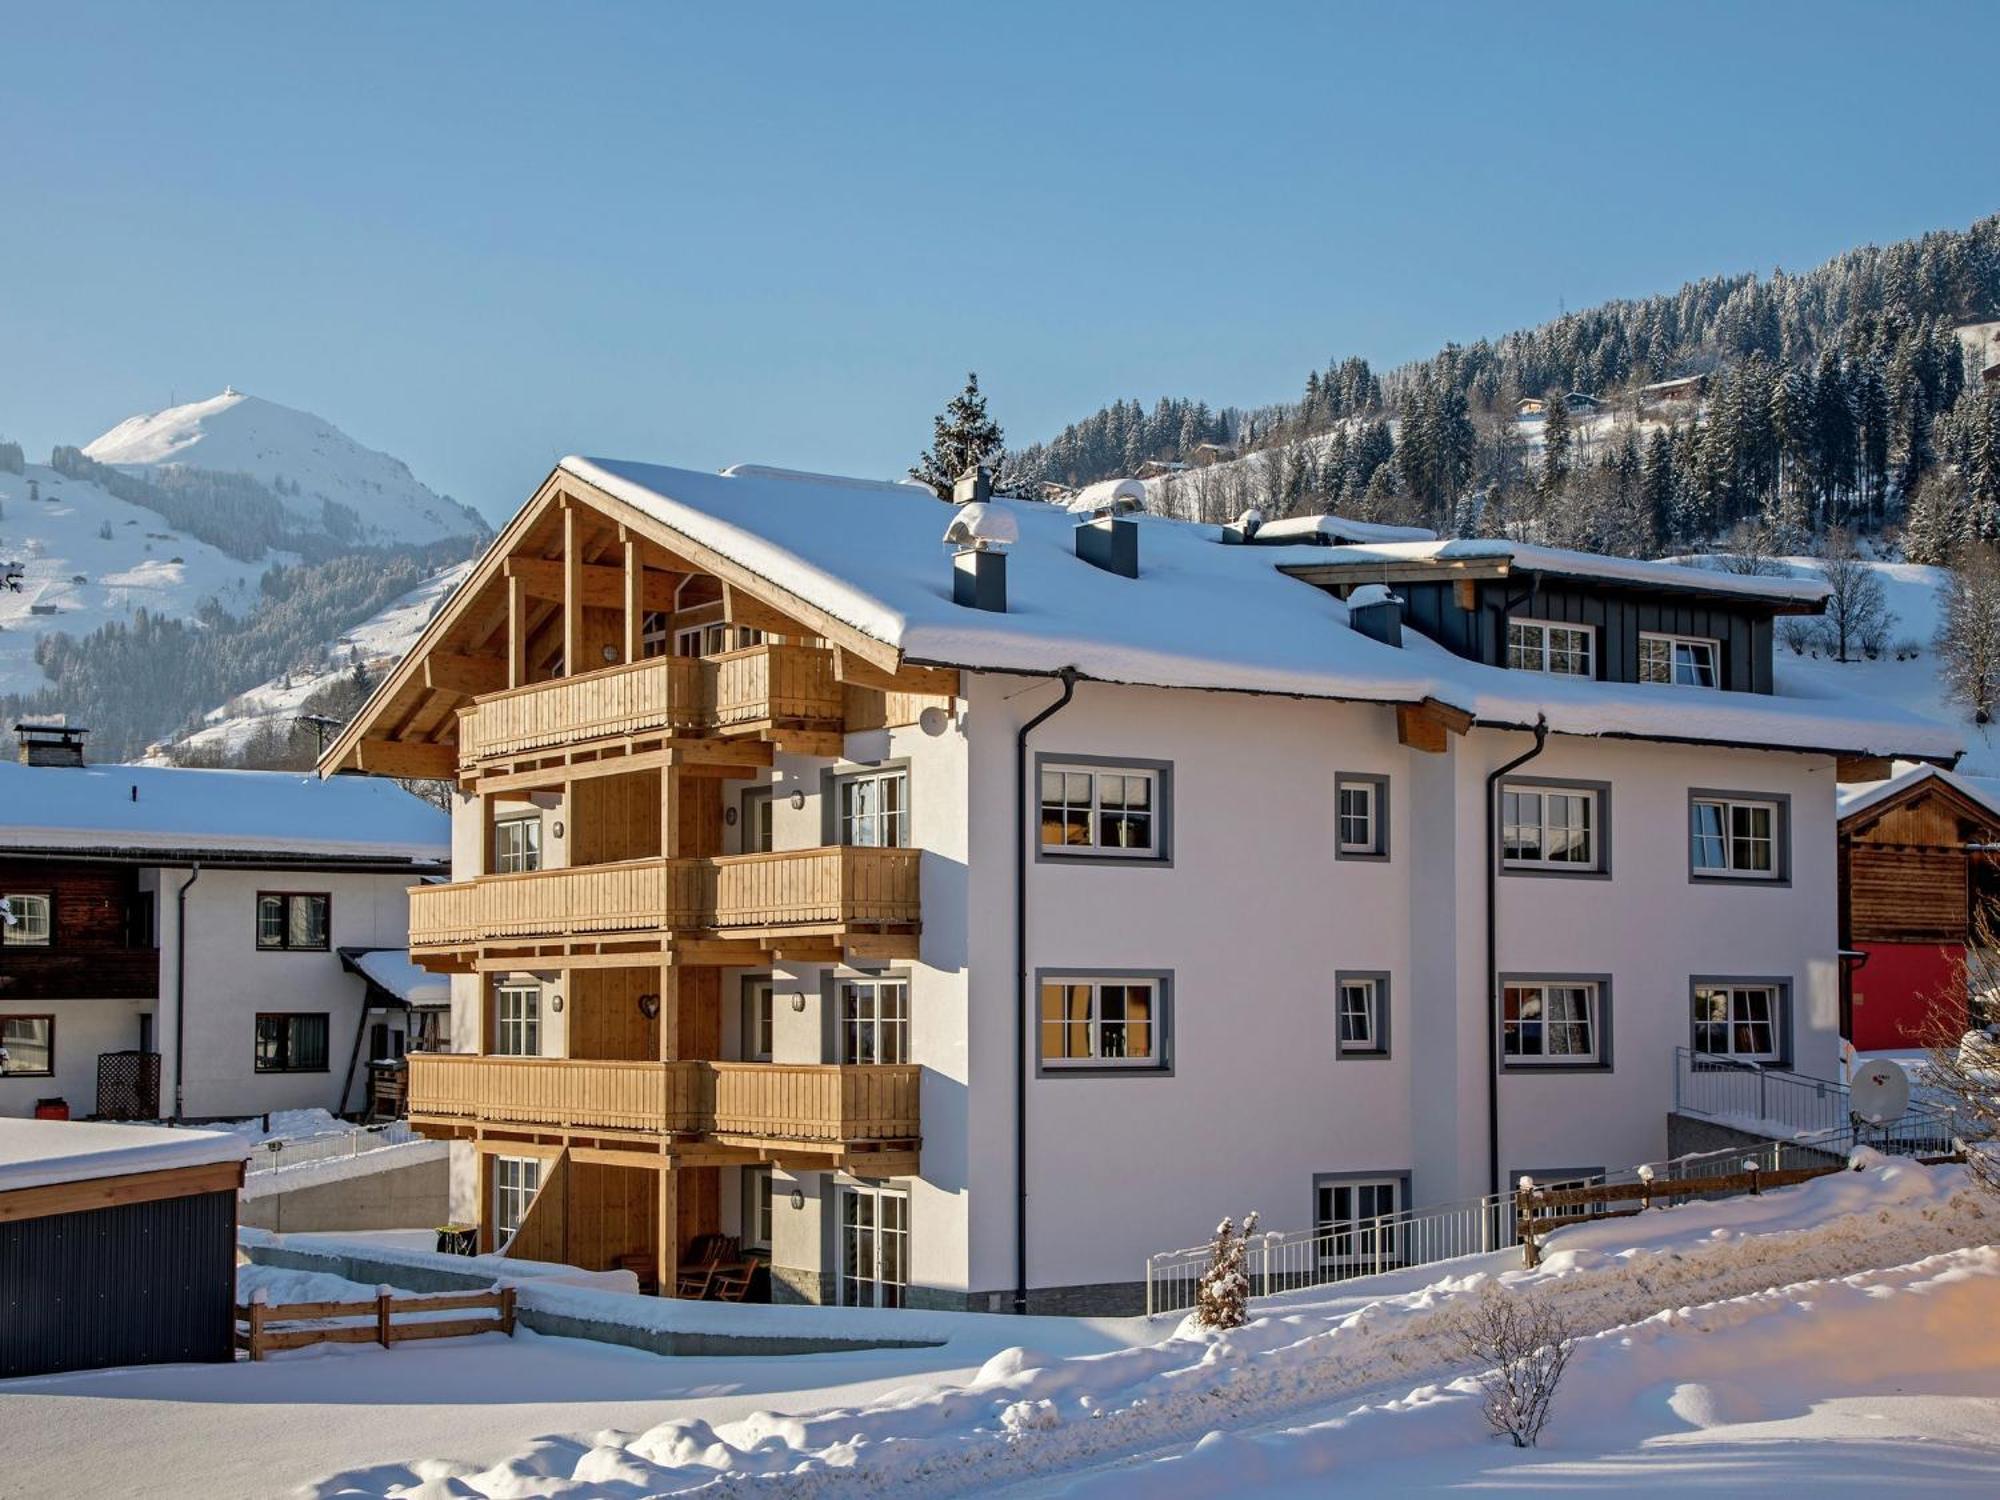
[1514,1162,1842,1267]
[235,1284,515,1360]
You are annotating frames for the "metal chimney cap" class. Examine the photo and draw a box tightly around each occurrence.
[943,501,1018,552]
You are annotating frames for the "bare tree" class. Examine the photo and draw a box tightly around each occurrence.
[1818,528,1894,663]
[1936,544,2000,724]
[1922,905,2000,1199]
[1450,1285,1577,1448]
[1714,519,1790,577]
[1193,1212,1259,1330]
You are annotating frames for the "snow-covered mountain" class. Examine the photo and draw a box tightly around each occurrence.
[82,388,486,547]
[146,558,472,764]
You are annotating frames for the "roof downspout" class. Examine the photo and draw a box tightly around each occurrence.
[1016,668,1077,1314]
[172,864,201,1122]
[1485,716,1546,1202]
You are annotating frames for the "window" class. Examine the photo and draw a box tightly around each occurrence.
[256,892,330,951]
[1038,975,1167,1070]
[743,976,774,1063]
[1,893,51,946]
[1690,795,1782,880]
[493,1155,542,1242]
[493,815,542,874]
[1693,983,1783,1062]
[743,1165,774,1252]
[1501,784,1603,872]
[1335,776,1387,859]
[839,769,908,848]
[674,622,763,657]
[639,610,671,659]
[1315,1176,1403,1272]
[1500,981,1604,1066]
[742,788,774,854]
[839,1183,909,1308]
[1336,973,1389,1057]
[838,976,908,1065]
[0,1015,54,1076]
[495,982,541,1057]
[1038,760,1166,859]
[1640,632,1719,688]
[1506,619,1594,677]
[255,1013,330,1073]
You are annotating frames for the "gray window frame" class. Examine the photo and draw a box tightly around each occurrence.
[740,971,774,1063]
[1334,773,1390,862]
[820,758,912,848]
[1687,788,1792,887]
[1334,969,1392,1058]
[1033,753,1175,867]
[1496,775,1612,880]
[1496,972,1614,1073]
[1031,966,1175,1077]
[740,786,775,854]
[1688,975,1793,1067]
[492,813,543,875]
[1311,1169,1412,1268]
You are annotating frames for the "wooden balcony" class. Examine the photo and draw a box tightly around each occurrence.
[407,846,921,966]
[406,1052,920,1171]
[458,643,842,769]
[0,948,159,1002]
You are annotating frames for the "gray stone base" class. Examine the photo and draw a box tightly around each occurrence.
[770,1275,1146,1317]
[238,1155,449,1234]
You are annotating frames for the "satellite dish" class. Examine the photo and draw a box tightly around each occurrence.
[1849,1058,1911,1125]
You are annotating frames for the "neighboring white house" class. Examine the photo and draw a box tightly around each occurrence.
[326,458,1961,1314]
[0,727,448,1122]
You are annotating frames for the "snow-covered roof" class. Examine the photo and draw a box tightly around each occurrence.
[1837,760,2000,823]
[0,760,449,862]
[343,947,451,1006]
[558,457,1959,761]
[0,1119,249,1194]
[1293,538,1833,605]
[1252,514,1438,545]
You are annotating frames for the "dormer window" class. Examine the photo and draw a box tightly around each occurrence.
[1506,619,1593,678]
[1640,632,1719,688]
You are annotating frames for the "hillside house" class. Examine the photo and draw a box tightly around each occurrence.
[1514,397,1546,420]
[1187,442,1236,466]
[1639,374,1708,408]
[323,459,1956,1314]
[0,725,448,1123]
[1837,762,2000,1049]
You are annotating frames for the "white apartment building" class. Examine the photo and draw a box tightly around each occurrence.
[324,459,1957,1313]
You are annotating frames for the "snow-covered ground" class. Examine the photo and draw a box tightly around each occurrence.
[0,460,281,695]
[2,1155,1985,1499]
[148,558,471,762]
[84,389,486,547]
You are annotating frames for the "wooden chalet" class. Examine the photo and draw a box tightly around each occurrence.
[321,466,958,1291]
[1838,764,2000,1049]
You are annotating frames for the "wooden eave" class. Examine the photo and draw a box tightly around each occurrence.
[1839,772,2000,844]
[319,465,908,778]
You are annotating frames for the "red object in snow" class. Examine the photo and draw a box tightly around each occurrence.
[32,1098,70,1121]
[1850,942,1966,1050]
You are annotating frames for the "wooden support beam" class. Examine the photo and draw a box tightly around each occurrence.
[563,506,584,679]
[658,959,682,1063]
[656,1163,678,1299]
[1453,577,1478,611]
[1837,755,1895,783]
[1395,697,1473,755]
[623,537,643,665]
[721,582,809,638]
[831,648,960,698]
[351,738,459,779]
[505,555,681,611]
[842,933,921,963]
[424,651,508,698]
[507,574,528,689]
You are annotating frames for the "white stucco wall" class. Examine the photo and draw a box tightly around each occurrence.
[0,996,150,1118]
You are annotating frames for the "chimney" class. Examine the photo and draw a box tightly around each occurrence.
[1074,515,1139,578]
[1221,507,1263,545]
[1345,585,1403,648]
[953,465,992,506]
[15,721,89,768]
[942,497,1016,614]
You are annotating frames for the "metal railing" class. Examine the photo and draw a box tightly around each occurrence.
[244,1120,418,1175]
[1670,1047,1957,1150]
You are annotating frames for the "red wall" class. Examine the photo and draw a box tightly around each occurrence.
[1850,942,1966,1050]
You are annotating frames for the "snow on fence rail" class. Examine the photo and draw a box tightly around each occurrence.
[1142,1127,1930,1319]
[243,1120,416,1175]
[235,1284,514,1360]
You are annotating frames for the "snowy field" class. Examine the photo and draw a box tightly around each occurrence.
[0,1155,1989,1499]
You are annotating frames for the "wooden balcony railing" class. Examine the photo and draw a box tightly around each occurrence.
[406,1053,920,1147]
[0,948,159,1001]
[458,644,842,764]
[407,846,920,951]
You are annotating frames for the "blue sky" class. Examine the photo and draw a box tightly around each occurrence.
[2,1,1994,520]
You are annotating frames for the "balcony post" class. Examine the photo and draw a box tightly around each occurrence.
[562,503,583,678]
[622,532,642,666]
[656,1162,679,1298]
[658,959,682,1063]
[660,752,682,859]
[475,972,493,1055]
[506,573,528,690]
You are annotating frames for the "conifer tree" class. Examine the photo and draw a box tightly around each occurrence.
[911,372,1010,500]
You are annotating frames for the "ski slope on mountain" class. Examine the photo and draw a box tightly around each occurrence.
[84,389,485,547]
[0,459,281,697]
[150,557,473,762]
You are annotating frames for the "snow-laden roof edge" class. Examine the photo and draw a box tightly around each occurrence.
[1304,538,1832,604]
[0,1120,249,1194]
[1838,760,2000,823]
